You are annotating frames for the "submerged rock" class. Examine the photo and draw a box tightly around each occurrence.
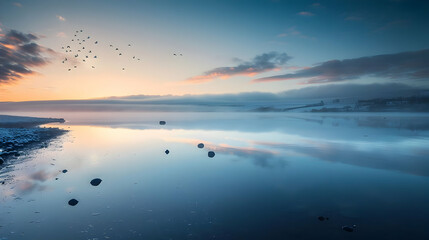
[90,178,102,186]
[62,169,68,173]
[165,149,170,154]
[197,143,204,149]
[342,225,356,232]
[318,216,329,221]
[159,121,166,125]
[208,151,215,158]
[68,199,79,206]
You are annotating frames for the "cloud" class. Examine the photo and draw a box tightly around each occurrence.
[56,32,67,38]
[0,29,55,84]
[345,16,363,21]
[277,26,308,39]
[186,52,291,83]
[56,15,66,21]
[298,11,314,16]
[13,2,22,7]
[253,49,429,84]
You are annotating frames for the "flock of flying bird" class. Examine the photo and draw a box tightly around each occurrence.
[61,29,183,72]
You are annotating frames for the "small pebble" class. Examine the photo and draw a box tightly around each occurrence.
[62,169,68,173]
[342,225,356,232]
[159,121,166,125]
[68,199,79,206]
[318,216,329,221]
[208,151,215,158]
[90,178,102,186]
[165,150,170,155]
[197,143,204,149]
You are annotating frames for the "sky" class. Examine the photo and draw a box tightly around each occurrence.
[0,0,429,101]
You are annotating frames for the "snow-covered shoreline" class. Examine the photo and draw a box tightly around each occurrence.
[0,115,67,166]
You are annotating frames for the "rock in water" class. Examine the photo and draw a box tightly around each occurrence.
[165,149,170,155]
[318,216,325,221]
[197,143,204,149]
[0,157,3,165]
[62,169,68,173]
[208,151,215,158]
[159,121,166,125]
[342,225,355,232]
[68,199,79,206]
[90,178,102,186]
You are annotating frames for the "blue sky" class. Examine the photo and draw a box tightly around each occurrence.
[0,0,428,100]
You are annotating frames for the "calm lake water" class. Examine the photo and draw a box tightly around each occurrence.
[1,112,429,240]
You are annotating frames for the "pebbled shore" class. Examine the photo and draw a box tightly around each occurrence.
[0,115,67,166]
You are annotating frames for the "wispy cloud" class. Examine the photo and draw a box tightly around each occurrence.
[0,29,56,84]
[186,52,291,83]
[56,32,67,38]
[56,15,66,21]
[277,26,307,38]
[345,16,363,21]
[13,2,22,7]
[253,49,429,84]
[297,11,314,16]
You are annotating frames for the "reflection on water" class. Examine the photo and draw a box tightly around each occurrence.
[0,112,429,239]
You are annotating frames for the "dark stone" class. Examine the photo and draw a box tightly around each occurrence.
[68,199,79,206]
[197,143,204,149]
[0,158,3,165]
[62,169,68,173]
[342,226,355,232]
[165,150,170,155]
[318,216,325,221]
[208,151,215,158]
[159,121,166,125]
[90,178,102,186]
[55,178,59,180]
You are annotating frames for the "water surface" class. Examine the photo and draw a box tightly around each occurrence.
[1,112,429,240]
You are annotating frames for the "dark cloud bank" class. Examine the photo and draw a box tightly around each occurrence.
[187,52,291,83]
[0,29,53,84]
[254,49,429,84]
